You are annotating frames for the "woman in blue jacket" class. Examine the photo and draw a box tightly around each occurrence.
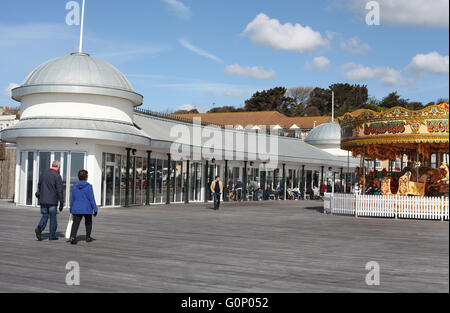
[69,170,98,244]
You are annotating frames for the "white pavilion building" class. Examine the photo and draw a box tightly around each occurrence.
[1,52,358,207]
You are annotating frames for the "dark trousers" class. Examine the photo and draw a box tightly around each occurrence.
[70,214,93,239]
[213,193,221,210]
[236,189,242,201]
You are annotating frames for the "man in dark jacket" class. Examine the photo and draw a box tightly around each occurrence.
[35,160,64,241]
[235,178,243,201]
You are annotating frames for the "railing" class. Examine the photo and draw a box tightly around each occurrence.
[323,193,449,221]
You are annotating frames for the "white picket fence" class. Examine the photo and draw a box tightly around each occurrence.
[323,193,449,221]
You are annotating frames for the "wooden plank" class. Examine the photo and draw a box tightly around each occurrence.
[0,199,448,293]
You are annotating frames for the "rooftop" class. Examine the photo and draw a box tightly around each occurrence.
[170,111,331,130]
[11,53,143,106]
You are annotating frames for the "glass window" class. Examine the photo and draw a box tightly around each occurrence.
[105,164,114,206]
[135,157,143,205]
[70,152,86,202]
[156,159,163,204]
[142,157,148,205]
[175,161,183,203]
[39,152,51,179]
[162,159,169,204]
[115,155,121,206]
[26,152,34,205]
[149,158,156,204]
[120,155,127,206]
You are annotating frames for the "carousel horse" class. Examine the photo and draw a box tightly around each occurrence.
[439,163,449,184]
[426,169,442,197]
[398,171,426,197]
[398,172,410,196]
[438,163,449,197]
[381,176,392,195]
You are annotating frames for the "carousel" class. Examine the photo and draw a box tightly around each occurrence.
[338,103,449,198]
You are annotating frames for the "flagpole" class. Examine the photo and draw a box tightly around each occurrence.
[79,0,86,53]
[331,90,335,122]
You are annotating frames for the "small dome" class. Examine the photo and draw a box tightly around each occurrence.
[12,53,143,105]
[304,121,341,145]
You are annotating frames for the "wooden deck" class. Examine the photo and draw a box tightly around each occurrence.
[0,200,448,293]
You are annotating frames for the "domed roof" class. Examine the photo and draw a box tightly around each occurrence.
[12,53,143,106]
[304,121,341,145]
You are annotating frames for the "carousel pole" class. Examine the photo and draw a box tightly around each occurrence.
[416,149,419,196]
[347,150,350,193]
[363,147,366,195]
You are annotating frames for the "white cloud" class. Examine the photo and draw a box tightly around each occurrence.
[242,13,329,53]
[161,0,191,19]
[306,56,331,71]
[406,51,449,76]
[340,37,371,54]
[224,90,249,98]
[224,64,276,79]
[3,83,20,98]
[175,104,196,111]
[350,0,449,28]
[342,63,408,86]
[179,39,223,63]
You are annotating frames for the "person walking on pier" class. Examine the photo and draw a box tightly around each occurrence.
[69,170,98,245]
[35,160,64,241]
[210,176,223,210]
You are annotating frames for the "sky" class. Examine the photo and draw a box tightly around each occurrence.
[0,0,449,113]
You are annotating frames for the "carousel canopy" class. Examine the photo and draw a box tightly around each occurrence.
[337,103,449,160]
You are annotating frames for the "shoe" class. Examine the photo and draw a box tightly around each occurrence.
[86,236,95,243]
[49,237,59,241]
[70,238,77,245]
[35,227,42,241]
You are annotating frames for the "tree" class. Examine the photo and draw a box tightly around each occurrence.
[306,87,330,115]
[330,83,368,116]
[304,105,321,116]
[286,86,314,116]
[405,102,423,111]
[244,87,296,116]
[173,108,199,114]
[305,84,368,116]
[207,106,240,113]
[380,92,408,109]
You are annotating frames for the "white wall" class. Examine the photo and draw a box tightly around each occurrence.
[20,93,134,124]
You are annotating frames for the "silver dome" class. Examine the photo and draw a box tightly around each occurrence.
[12,53,143,106]
[304,121,341,145]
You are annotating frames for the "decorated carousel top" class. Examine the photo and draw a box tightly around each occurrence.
[337,103,449,160]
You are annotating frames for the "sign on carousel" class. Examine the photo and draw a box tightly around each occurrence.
[339,104,449,149]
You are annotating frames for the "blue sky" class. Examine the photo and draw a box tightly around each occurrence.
[0,0,449,112]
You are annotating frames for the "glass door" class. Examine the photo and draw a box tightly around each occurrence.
[19,151,36,206]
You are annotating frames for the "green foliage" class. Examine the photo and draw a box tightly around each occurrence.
[199,85,441,117]
[379,92,424,111]
[244,87,297,116]
[207,106,241,113]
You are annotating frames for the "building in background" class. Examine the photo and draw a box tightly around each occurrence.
[1,52,358,208]
[0,115,19,131]
[170,111,332,140]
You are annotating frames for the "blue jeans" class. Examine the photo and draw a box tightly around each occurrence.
[213,193,221,210]
[38,205,58,238]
